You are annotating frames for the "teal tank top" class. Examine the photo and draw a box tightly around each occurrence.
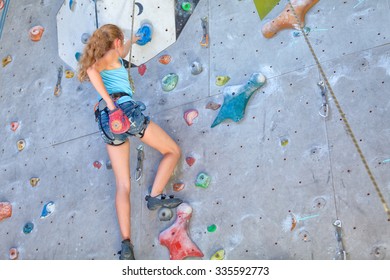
[99,58,133,98]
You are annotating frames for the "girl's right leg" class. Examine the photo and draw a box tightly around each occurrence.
[106,140,135,259]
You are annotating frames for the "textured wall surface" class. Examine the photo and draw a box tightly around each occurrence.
[0,0,389,260]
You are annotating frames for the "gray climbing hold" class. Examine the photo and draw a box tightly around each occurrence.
[81,33,90,44]
[191,61,203,75]
[158,207,173,221]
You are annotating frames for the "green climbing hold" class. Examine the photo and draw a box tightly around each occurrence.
[253,0,281,20]
[195,172,211,188]
[207,224,217,232]
[162,73,179,92]
[211,249,225,260]
[182,2,192,11]
[216,76,230,86]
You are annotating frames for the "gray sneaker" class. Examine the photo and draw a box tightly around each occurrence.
[119,239,135,260]
[145,194,183,210]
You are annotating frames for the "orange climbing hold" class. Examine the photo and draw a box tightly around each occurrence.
[29,26,45,42]
[173,183,185,192]
[261,0,319,38]
[158,54,171,65]
[0,202,12,222]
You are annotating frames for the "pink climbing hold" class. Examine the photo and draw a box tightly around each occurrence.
[159,203,204,260]
[10,122,19,132]
[205,101,221,111]
[0,202,12,222]
[9,248,18,260]
[138,64,147,76]
[185,156,195,167]
[184,109,198,126]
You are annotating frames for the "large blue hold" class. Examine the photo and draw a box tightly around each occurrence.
[211,73,266,128]
[136,22,153,46]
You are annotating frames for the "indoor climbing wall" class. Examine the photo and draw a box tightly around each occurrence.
[1,0,390,260]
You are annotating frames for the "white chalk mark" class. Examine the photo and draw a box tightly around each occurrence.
[354,0,365,9]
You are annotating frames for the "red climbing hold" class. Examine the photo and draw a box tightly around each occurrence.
[159,203,204,260]
[93,161,102,169]
[185,156,195,167]
[138,64,147,76]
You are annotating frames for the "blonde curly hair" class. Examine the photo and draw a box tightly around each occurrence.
[78,24,124,82]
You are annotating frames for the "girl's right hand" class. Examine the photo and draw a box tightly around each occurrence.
[107,102,117,112]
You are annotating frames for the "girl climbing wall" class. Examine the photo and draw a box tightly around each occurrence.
[77,24,182,260]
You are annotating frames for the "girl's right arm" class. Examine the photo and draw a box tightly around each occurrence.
[87,66,116,111]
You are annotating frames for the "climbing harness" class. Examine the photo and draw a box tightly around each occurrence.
[288,0,390,219]
[333,220,347,260]
[317,81,329,118]
[135,144,144,181]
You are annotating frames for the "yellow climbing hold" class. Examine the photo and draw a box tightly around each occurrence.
[65,70,74,78]
[281,138,289,147]
[30,178,40,187]
[17,140,26,151]
[2,55,12,67]
[210,249,225,260]
[215,76,230,86]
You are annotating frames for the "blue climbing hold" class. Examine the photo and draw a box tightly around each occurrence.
[40,201,55,219]
[211,73,266,128]
[75,52,82,62]
[23,222,34,234]
[136,22,153,46]
[69,0,76,11]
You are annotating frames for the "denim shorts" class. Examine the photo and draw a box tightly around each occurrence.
[97,95,150,146]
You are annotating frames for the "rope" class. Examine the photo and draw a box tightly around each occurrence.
[287,0,390,219]
[128,0,137,95]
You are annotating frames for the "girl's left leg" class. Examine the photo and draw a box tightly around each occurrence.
[140,121,181,196]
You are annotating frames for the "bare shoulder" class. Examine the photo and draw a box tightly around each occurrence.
[91,50,116,72]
